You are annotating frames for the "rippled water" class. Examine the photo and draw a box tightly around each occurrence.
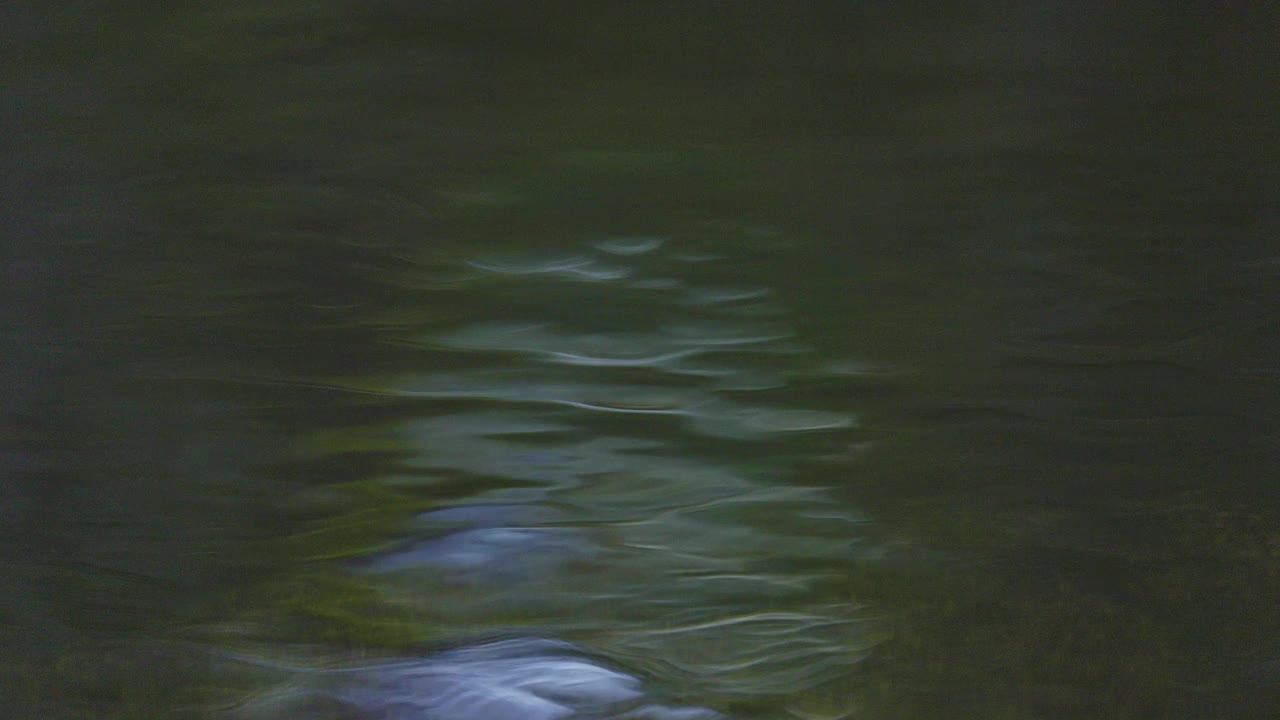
[6,3,1278,719]
[231,636,726,720]
[309,236,878,717]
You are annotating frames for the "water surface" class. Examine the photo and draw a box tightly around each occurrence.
[3,2,1279,719]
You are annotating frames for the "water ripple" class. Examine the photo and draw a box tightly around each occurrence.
[338,235,878,718]
[595,236,667,256]
[604,606,877,697]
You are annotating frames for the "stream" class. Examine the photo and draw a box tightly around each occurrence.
[4,3,1279,719]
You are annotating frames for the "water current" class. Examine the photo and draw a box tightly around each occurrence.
[6,4,1278,718]
[232,234,884,719]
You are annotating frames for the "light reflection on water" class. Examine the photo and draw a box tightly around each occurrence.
[9,3,1277,717]
[340,235,880,715]
[229,636,727,720]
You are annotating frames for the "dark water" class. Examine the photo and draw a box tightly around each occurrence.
[4,2,1279,718]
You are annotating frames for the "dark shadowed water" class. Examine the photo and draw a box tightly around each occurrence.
[3,3,1279,719]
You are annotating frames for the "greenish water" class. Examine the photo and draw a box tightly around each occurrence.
[3,2,1279,718]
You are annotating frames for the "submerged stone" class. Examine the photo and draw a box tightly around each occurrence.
[228,637,725,720]
[354,527,593,582]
